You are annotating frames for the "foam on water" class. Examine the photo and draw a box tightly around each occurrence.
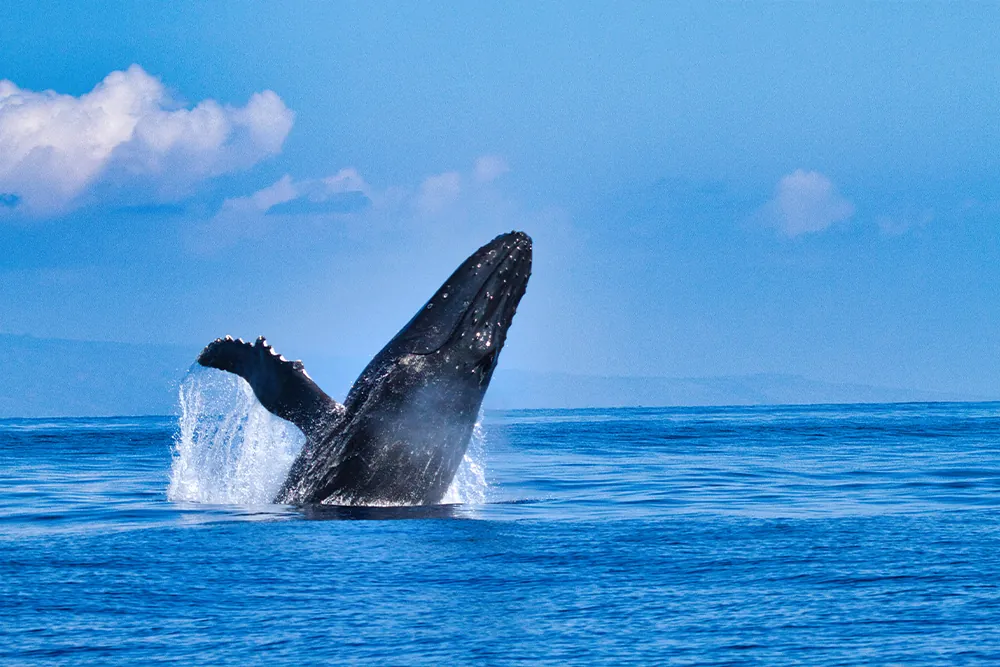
[167,367,489,506]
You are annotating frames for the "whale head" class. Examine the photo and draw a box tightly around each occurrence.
[296,231,532,505]
[385,230,533,384]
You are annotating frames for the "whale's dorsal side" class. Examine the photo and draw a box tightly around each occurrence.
[197,335,345,443]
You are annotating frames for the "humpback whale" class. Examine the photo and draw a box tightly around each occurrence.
[196,231,531,506]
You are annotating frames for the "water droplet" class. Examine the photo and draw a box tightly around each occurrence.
[426,303,434,310]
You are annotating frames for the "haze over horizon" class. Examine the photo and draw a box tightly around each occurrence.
[3,4,1000,413]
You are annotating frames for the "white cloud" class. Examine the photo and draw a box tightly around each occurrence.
[189,156,522,251]
[473,155,509,184]
[321,168,370,197]
[0,65,293,215]
[217,168,372,217]
[875,208,933,236]
[209,155,505,228]
[416,171,462,214]
[763,169,854,237]
[248,174,300,211]
[195,168,372,249]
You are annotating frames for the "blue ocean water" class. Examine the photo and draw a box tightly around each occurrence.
[3,402,1000,665]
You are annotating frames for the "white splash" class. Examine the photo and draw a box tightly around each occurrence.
[167,368,304,504]
[442,417,489,505]
[167,367,490,506]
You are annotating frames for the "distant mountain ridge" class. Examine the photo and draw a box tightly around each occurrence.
[0,334,990,417]
[484,370,981,409]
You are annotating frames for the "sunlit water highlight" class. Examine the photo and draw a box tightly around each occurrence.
[4,403,1000,664]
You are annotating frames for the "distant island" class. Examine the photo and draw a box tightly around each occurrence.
[0,334,989,418]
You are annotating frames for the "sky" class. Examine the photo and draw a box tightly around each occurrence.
[2,2,1000,401]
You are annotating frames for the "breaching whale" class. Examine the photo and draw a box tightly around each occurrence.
[196,231,532,506]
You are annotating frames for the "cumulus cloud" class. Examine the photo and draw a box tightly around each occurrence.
[0,65,293,215]
[762,169,855,237]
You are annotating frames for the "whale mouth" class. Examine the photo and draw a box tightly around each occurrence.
[392,231,532,357]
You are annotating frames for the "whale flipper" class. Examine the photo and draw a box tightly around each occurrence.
[197,336,344,441]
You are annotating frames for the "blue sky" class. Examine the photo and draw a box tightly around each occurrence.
[2,3,1000,398]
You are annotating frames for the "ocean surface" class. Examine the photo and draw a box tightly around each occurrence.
[3,392,1000,664]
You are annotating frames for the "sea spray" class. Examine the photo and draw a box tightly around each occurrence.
[442,418,490,505]
[168,367,490,505]
[168,367,304,504]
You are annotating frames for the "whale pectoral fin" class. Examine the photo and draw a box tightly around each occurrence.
[197,336,344,441]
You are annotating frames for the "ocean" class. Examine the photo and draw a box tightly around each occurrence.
[3,393,1000,664]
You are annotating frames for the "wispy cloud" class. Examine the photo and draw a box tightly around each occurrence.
[188,155,560,253]
[0,65,293,216]
[416,171,462,214]
[210,157,504,226]
[473,155,509,184]
[761,170,855,237]
[214,168,371,226]
[875,208,933,237]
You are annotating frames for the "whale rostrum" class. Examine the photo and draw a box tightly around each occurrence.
[196,231,532,505]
